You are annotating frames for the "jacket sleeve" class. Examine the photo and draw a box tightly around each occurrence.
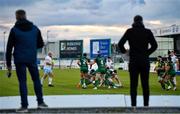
[37,29,44,49]
[118,30,129,53]
[6,29,15,68]
[147,30,158,55]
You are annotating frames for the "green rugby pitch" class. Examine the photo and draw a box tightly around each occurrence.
[0,69,180,96]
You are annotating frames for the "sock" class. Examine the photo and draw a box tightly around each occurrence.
[170,79,176,87]
[104,79,109,86]
[85,79,91,85]
[161,83,165,89]
[83,79,86,85]
[48,77,53,85]
[41,77,44,85]
[165,81,170,86]
[94,80,100,87]
[80,78,84,85]
[119,81,122,86]
[173,77,177,85]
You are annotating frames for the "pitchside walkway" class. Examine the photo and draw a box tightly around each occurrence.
[0,95,180,109]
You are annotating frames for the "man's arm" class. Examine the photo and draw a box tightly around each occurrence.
[118,30,129,54]
[6,29,15,69]
[147,30,158,55]
[37,29,44,49]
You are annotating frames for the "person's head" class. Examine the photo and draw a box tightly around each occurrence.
[107,56,111,62]
[157,56,162,61]
[48,52,53,57]
[15,9,26,21]
[97,51,101,57]
[132,15,144,28]
[170,51,175,56]
[134,15,143,23]
[83,53,87,57]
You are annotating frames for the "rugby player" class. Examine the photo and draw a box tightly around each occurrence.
[91,52,106,89]
[77,53,89,89]
[41,52,54,87]
[154,56,166,90]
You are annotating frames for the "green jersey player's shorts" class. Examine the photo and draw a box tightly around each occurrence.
[80,67,88,73]
[96,68,106,74]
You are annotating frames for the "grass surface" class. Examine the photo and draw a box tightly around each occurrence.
[0,69,180,96]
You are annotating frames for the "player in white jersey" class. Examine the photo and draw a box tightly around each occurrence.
[41,52,54,87]
[106,57,114,70]
[106,57,123,87]
[170,51,178,85]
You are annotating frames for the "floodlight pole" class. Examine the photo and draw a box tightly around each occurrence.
[47,30,50,54]
[3,31,6,69]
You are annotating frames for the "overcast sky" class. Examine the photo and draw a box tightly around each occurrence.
[0,0,180,52]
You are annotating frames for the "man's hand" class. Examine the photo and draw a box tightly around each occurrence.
[7,67,12,78]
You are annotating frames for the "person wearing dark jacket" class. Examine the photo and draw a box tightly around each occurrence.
[6,9,48,112]
[118,15,158,107]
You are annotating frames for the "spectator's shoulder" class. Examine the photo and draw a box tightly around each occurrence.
[145,28,152,33]
[127,28,133,32]
[10,26,16,31]
[9,27,16,35]
[32,24,40,31]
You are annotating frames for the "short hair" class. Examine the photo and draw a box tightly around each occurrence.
[134,15,143,22]
[83,53,87,57]
[48,51,53,56]
[15,9,26,20]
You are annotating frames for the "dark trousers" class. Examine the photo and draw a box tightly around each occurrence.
[129,60,150,106]
[15,63,44,108]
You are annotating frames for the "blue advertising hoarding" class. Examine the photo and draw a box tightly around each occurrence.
[90,39,111,58]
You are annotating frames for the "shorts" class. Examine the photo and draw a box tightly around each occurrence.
[81,67,88,73]
[96,68,106,74]
[43,67,52,74]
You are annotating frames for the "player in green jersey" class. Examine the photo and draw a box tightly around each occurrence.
[91,53,106,89]
[154,56,166,90]
[104,67,117,89]
[77,53,89,89]
[106,57,123,87]
[164,57,177,91]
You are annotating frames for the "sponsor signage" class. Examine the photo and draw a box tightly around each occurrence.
[59,40,83,58]
[90,39,111,58]
[152,25,180,37]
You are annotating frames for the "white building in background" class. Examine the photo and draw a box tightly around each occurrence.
[151,25,180,57]
[37,41,59,59]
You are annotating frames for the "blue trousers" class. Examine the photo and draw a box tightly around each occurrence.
[15,63,44,108]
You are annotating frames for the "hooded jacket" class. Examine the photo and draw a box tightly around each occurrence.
[6,19,44,67]
[118,22,158,61]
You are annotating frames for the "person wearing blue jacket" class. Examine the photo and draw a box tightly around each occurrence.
[6,9,48,112]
